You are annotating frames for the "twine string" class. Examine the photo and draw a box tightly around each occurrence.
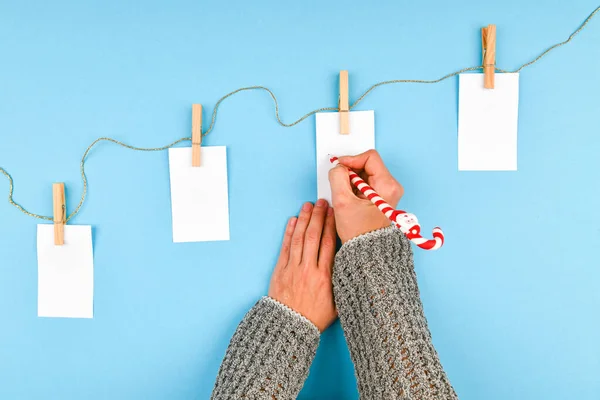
[2,5,599,222]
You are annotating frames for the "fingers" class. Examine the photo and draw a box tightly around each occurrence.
[337,150,403,206]
[338,149,390,179]
[289,202,313,264]
[328,165,355,208]
[302,199,329,264]
[318,207,336,272]
[275,217,297,269]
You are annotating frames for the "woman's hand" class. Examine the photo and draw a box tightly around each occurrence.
[328,150,404,243]
[268,200,337,332]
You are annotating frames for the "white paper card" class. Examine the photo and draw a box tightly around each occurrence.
[458,73,520,171]
[37,224,94,318]
[168,146,230,243]
[316,111,375,203]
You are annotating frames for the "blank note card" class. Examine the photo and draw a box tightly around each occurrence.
[37,225,94,319]
[458,73,520,171]
[168,146,230,243]
[316,111,375,203]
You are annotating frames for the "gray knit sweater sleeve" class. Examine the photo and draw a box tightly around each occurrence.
[211,296,320,399]
[333,226,458,399]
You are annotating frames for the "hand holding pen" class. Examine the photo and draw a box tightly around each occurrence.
[329,151,444,250]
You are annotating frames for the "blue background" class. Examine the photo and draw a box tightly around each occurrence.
[1,1,599,399]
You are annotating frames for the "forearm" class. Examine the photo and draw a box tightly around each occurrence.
[333,227,457,399]
[211,297,320,400]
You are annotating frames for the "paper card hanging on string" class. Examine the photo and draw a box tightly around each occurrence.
[316,111,375,203]
[168,146,230,243]
[458,73,520,171]
[37,225,94,318]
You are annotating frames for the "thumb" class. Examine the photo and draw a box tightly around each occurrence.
[328,165,355,207]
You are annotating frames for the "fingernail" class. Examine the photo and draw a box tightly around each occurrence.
[327,207,334,216]
[289,217,297,227]
[316,199,327,207]
[302,202,312,212]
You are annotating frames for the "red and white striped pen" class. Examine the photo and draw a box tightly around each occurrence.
[329,155,444,251]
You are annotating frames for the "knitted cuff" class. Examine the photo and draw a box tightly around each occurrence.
[341,225,398,249]
[332,226,457,399]
[335,226,410,275]
[211,297,320,400]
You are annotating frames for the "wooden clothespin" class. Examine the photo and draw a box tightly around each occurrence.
[481,24,496,89]
[339,70,349,134]
[192,104,202,167]
[53,183,65,245]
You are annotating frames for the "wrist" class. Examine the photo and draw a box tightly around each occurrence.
[265,296,321,334]
[339,214,391,243]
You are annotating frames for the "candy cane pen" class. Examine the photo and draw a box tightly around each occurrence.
[329,155,444,251]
